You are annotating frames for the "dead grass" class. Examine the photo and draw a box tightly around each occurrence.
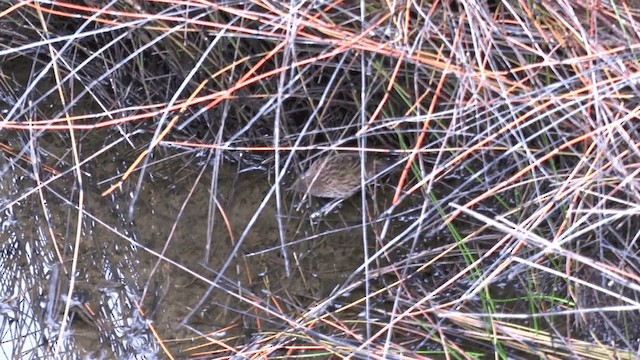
[1,0,640,358]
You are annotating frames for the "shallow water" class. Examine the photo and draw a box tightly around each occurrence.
[0,129,405,358]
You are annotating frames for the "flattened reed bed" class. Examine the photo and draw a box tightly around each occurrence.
[1,1,640,358]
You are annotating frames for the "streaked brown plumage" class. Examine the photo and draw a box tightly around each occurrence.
[291,153,392,199]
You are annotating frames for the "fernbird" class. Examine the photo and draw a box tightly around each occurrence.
[291,153,392,199]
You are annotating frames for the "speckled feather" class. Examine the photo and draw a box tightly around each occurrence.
[291,153,392,199]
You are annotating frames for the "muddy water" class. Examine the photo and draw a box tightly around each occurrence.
[0,132,397,358]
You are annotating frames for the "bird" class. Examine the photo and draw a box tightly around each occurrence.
[290,153,393,199]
